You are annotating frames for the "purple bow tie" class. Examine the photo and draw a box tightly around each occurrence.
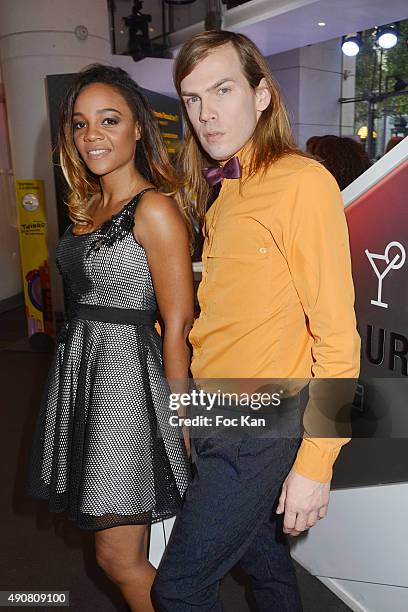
[203,156,241,186]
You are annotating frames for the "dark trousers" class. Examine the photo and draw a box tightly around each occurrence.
[153,415,304,611]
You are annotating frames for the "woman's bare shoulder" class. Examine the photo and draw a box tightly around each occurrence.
[136,190,182,224]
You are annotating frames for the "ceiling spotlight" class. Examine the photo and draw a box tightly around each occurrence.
[376,24,398,49]
[342,33,362,56]
[318,22,326,27]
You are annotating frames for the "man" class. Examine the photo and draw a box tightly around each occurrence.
[153,30,360,611]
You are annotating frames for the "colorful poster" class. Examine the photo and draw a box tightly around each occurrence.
[143,88,182,158]
[15,180,54,338]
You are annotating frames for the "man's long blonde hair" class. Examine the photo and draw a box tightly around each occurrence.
[174,30,307,223]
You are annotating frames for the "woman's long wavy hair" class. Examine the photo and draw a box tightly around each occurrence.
[174,30,309,223]
[58,63,191,236]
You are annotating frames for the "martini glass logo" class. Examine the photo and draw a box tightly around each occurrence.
[365,241,406,308]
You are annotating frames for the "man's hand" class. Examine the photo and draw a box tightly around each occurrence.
[276,469,330,536]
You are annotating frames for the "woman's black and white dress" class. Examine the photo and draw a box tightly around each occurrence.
[26,189,191,530]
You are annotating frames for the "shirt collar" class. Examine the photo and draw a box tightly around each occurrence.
[218,142,253,180]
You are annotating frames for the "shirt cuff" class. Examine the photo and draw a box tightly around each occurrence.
[292,437,351,483]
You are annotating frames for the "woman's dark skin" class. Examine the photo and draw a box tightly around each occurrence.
[72,82,193,612]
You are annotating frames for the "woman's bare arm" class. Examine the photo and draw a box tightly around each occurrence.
[133,191,194,393]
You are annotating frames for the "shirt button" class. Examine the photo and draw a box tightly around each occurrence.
[259,247,267,254]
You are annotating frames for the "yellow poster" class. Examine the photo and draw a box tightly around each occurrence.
[15,180,54,338]
[153,109,181,156]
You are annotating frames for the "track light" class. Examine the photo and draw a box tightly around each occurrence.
[376,24,398,50]
[341,33,362,57]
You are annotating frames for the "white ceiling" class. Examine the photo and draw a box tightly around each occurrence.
[169,0,408,56]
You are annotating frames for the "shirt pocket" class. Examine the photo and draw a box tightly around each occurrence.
[205,224,272,317]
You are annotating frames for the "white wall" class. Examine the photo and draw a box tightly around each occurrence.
[290,483,408,611]
[266,47,300,138]
[0,101,10,168]
[268,38,344,148]
[341,54,356,137]
[112,55,177,98]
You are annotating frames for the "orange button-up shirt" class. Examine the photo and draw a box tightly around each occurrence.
[189,152,361,482]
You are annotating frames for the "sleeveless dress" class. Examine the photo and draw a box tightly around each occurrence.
[26,188,191,530]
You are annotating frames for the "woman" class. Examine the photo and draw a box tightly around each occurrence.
[26,64,193,611]
[306,134,370,190]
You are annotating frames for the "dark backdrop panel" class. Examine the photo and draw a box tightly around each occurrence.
[332,438,408,489]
